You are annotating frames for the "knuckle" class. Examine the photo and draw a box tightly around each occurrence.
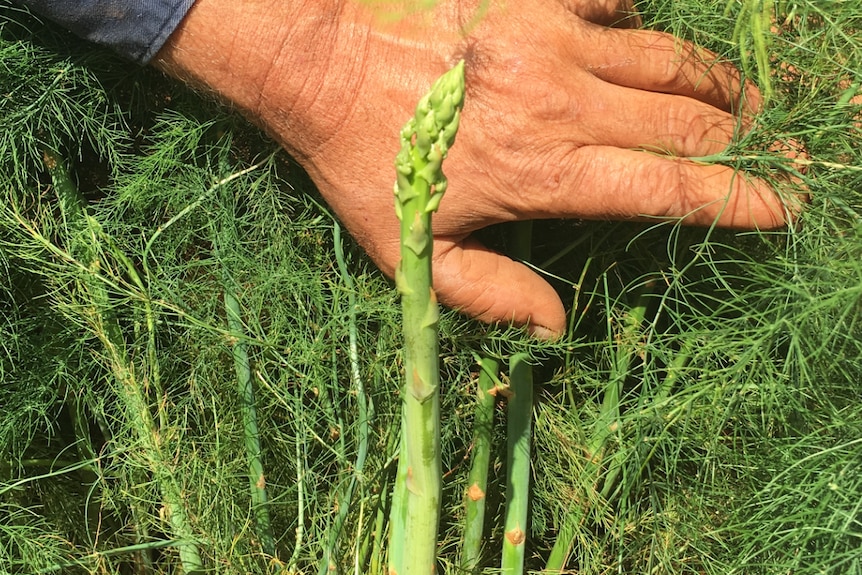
[649,160,692,217]
[664,105,725,153]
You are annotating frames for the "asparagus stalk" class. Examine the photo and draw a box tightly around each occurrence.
[460,356,500,572]
[42,147,204,574]
[501,352,534,575]
[223,289,276,557]
[545,284,652,571]
[388,61,465,575]
[500,221,535,575]
[594,283,651,501]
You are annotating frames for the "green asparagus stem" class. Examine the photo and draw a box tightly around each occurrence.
[369,488,388,575]
[388,60,465,575]
[460,356,500,572]
[594,282,650,501]
[545,283,652,571]
[224,289,276,558]
[43,147,204,574]
[501,354,533,575]
[320,221,372,575]
[501,221,535,575]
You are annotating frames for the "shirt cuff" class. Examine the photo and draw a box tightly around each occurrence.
[17,1,196,64]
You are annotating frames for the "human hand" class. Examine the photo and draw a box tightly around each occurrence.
[156,0,796,338]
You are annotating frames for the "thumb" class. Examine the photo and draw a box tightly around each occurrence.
[432,237,567,339]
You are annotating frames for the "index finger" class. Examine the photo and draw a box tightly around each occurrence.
[574,27,761,116]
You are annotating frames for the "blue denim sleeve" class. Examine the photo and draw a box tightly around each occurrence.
[15,1,196,64]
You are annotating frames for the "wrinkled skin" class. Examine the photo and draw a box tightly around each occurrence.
[156,0,797,338]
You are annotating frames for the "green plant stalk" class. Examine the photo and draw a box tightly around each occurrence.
[501,220,535,575]
[358,508,373,572]
[224,289,276,558]
[596,286,650,501]
[369,488,388,575]
[320,221,372,575]
[501,352,533,575]
[653,343,692,409]
[288,404,305,574]
[388,431,409,574]
[460,356,500,572]
[545,283,651,571]
[372,380,400,575]
[43,147,204,575]
[543,513,581,573]
[388,61,465,575]
[726,0,774,102]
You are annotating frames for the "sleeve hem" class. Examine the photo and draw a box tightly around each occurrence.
[138,0,196,64]
[15,0,198,65]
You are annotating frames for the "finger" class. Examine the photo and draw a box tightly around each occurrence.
[512,146,797,228]
[574,28,761,115]
[558,0,642,28]
[573,76,744,156]
[432,237,567,339]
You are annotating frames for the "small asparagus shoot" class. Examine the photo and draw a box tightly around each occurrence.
[501,221,535,575]
[460,356,500,572]
[42,147,204,574]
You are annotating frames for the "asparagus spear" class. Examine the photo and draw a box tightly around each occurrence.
[501,221,535,575]
[388,60,465,575]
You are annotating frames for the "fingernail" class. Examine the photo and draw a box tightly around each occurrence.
[529,325,562,340]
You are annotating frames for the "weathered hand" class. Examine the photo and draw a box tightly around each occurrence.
[157,0,794,338]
